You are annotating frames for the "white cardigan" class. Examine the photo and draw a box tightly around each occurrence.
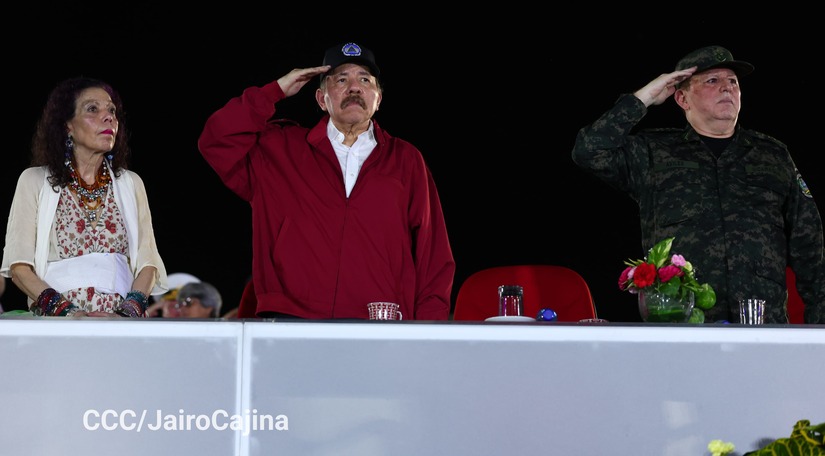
[1,165,168,300]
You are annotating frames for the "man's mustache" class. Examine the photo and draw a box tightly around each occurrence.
[341,96,366,109]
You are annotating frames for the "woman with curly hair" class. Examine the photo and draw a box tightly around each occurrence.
[1,77,168,317]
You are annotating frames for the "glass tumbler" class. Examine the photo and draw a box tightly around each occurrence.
[498,285,524,317]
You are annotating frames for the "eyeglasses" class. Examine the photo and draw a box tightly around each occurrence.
[174,297,194,309]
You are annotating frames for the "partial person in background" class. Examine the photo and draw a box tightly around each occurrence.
[145,272,201,318]
[175,281,222,318]
[198,41,455,319]
[572,45,825,324]
[0,77,168,317]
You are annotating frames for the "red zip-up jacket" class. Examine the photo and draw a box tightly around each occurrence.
[198,81,454,319]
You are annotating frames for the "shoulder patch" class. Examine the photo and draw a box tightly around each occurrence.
[797,172,813,199]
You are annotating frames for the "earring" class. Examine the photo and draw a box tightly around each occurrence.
[106,152,114,163]
[64,136,74,166]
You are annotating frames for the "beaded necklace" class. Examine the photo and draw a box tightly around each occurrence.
[68,163,111,224]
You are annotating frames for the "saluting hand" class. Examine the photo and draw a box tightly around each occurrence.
[633,67,696,107]
[277,66,332,97]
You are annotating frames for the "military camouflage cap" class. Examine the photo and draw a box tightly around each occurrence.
[675,45,754,76]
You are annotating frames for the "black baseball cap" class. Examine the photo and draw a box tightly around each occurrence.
[322,42,380,79]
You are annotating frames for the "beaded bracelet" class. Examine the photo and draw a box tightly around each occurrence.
[34,288,80,317]
[34,288,59,315]
[114,290,149,318]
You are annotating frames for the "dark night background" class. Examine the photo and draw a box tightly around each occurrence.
[2,10,821,322]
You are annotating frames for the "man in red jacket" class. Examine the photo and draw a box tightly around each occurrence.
[198,42,455,320]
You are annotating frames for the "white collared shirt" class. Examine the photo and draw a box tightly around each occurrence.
[327,120,377,197]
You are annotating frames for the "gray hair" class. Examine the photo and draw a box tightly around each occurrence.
[177,282,223,317]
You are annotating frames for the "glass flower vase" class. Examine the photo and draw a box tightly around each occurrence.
[638,289,695,323]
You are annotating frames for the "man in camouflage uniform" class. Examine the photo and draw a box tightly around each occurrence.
[572,45,825,324]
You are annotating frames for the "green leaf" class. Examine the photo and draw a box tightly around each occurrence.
[742,420,825,455]
[623,258,645,267]
[647,237,674,268]
[695,284,716,310]
[688,308,705,323]
[660,278,680,296]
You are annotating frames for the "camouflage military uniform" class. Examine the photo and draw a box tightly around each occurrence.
[572,93,825,324]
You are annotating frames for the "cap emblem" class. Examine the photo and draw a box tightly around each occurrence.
[341,43,363,57]
[712,48,728,63]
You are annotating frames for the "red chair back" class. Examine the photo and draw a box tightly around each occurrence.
[786,267,804,324]
[453,265,597,322]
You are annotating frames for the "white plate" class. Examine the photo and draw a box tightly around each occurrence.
[484,316,535,322]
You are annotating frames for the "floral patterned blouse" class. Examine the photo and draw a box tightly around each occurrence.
[54,185,128,312]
